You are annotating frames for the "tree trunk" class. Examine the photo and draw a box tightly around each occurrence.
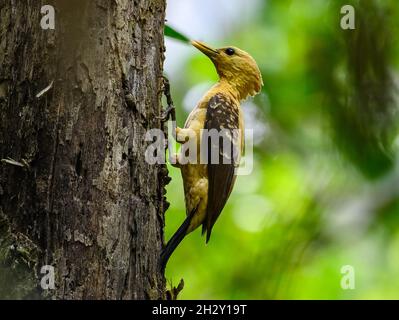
[0,0,168,299]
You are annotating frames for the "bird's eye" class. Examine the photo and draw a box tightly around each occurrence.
[225,48,235,56]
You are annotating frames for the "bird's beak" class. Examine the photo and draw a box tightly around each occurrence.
[191,40,219,58]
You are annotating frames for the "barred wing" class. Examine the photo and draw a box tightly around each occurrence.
[203,93,241,242]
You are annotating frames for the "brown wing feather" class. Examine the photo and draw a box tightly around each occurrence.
[203,93,241,242]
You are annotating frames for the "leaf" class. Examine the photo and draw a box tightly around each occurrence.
[164,25,190,43]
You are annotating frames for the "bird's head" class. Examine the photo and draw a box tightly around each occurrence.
[191,40,263,100]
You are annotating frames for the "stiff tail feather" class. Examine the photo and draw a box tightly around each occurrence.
[160,211,194,271]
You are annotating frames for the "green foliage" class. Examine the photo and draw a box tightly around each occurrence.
[164,0,399,299]
[164,25,190,43]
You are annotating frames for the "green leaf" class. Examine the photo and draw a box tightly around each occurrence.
[164,25,190,43]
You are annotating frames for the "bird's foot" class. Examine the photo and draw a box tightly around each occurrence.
[159,76,176,123]
[159,105,176,122]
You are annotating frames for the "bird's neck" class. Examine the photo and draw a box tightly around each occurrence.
[214,79,242,101]
[217,78,253,101]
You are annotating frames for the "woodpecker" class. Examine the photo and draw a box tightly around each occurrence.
[160,41,263,270]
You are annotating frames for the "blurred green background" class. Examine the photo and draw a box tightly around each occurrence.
[163,0,399,299]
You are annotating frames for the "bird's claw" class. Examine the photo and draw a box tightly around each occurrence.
[160,76,176,123]
[158,106,175,122]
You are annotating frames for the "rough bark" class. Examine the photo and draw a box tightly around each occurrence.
[0,0,167,299]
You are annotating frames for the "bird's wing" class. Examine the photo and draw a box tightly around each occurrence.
[203,93,242,242]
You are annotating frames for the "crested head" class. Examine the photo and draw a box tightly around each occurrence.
[191,41,263,100]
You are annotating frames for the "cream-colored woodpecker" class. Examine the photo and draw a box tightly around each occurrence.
[161,41,263,270]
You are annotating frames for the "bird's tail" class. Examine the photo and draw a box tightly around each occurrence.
[160,212,194,272]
